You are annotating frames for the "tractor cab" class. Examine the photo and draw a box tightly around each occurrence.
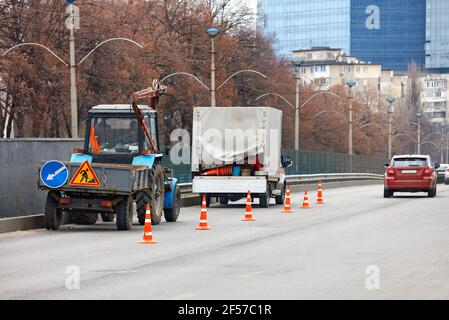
[83,104,159,165]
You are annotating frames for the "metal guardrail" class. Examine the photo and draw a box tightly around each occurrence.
[178,173,384,194]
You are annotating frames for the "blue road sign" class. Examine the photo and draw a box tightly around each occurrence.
[67,0,75,3]
[40,161,69,189]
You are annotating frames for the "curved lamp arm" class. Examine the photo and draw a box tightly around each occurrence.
[314,110,346,122]
[2,43,68,66]
[359,122,387,132]
[217,70,267,91]
[300,91,343,109]
[78,38,143,66]
[420,141,441,150]
[255,93,294,109]
[160,72,210,91]
[421,132,443,142]
[393,133,417,143]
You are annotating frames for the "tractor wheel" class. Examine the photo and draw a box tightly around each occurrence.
[136,190,151,225]
[164,184,181,222]
[45,191,62,231]
[116,196,133,230]
[137,163,165,226]
[101,213,115,222]
[72,212,98,225]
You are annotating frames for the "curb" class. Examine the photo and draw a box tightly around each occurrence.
[0,194,200,234]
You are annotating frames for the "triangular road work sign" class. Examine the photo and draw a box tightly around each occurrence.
[69,161,100,187]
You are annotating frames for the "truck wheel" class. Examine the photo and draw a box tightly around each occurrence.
[72,212,98,225]
[101,213,115,222]
[259,184,271,208]
[219,196,229,205]
[149,163,165,225]
[45,191,62,230]
[275,184,286,205]
[116,196,133,230]
[164,184,181,222]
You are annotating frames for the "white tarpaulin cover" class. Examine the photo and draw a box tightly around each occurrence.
[191,107,283,177]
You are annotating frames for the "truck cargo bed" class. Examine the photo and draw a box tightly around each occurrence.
[38,162,151,195]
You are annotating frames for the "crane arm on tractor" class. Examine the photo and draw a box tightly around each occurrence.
[130,79,168,154]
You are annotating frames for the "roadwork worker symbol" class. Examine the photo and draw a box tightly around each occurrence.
[69,161,100,187]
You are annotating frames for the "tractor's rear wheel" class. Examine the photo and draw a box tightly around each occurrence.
[45,191,62,230]
[137,163,165,225]
[164,184,181,222]
[116,196,133,230]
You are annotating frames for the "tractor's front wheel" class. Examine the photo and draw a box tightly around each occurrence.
[164,184,181,222]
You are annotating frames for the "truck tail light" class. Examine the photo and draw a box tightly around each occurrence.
[73,148,85,154]
[100,200,112,208]
[59,197,70,205]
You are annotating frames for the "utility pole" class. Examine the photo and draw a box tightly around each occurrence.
[416,112,423,154]
[292,58,304,151]
[386,96,395,159]
[440,122,445,163]
[346,80,356,156]
[66,1,80,137]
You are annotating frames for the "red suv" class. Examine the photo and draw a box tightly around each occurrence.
[384,155,439,198]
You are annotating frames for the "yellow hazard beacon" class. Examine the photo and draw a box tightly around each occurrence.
[69,161,100,187]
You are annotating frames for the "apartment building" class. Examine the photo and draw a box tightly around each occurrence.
[421,75,449,123]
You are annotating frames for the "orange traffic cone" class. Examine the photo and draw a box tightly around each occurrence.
[196,195,210,230]
[139,203,157,244]
[282,186,293,213]
[242,191,256,221]
[201,165,233,176]
[315,180,325,204]
[301,190,311,209]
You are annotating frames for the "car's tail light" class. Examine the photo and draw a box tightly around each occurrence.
[446,168,449,172]
[386,168,395,176]
[424,167,433,175]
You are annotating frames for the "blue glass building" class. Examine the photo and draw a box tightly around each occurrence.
[426,0,449,72]
[257,0,426,71]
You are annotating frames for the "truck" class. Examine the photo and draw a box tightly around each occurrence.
[191,107,292,207]
[38,81,181,230]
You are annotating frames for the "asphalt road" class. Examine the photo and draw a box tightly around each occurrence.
[1,183,449,300]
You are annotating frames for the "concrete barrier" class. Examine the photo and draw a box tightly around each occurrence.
[0,180,381,234]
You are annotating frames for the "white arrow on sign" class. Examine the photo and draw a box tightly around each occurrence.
[47,166,66,181]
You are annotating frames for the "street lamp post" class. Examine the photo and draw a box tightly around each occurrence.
[346,80,356,156]
[440,122,446,163]
[416,111,423,154]
[386,96,395,159]
[292,58,304,150]
[206,27,220,108]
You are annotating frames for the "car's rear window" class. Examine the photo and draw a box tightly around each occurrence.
[393,158,428,167]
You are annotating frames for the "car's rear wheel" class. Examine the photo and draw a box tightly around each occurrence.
[428,185,437,198]
[383,189,393,198]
